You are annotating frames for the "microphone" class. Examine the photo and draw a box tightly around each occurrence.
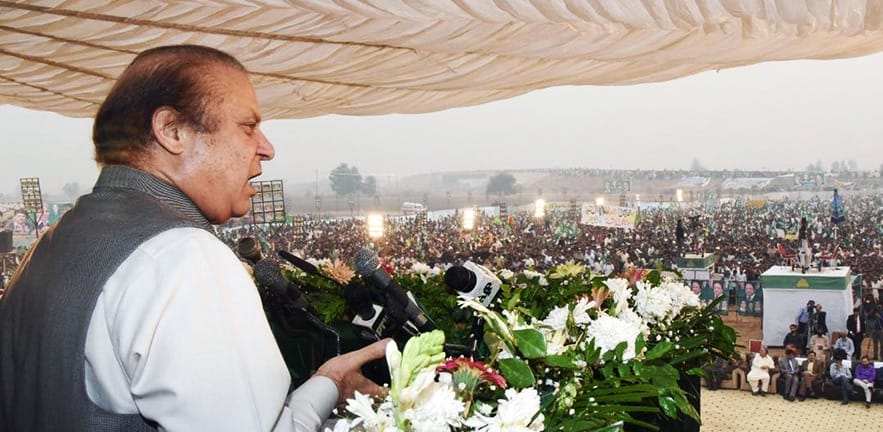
[253,259,314,315]
[353,247,436,333]
[443,261,501,307]
[236,236,263,265]
[278,249,417,338]
[444,261,502,356]
[279,250,320,276]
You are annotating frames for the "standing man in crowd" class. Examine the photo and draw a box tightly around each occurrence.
[0,45,388,432]
[847,307,865,361]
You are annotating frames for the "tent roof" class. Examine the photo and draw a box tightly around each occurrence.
[1,1,883,119]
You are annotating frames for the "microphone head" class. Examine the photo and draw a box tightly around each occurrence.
[353,247,381,277]
[236,237,262,264]
[253,259,285,289]
[444,266,476,293]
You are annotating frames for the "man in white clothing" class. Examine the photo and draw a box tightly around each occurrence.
[0,45,387,432]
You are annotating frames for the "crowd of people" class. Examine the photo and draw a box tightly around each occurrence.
[211,194,883,288]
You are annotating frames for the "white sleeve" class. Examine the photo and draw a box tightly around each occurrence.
[85,228,338,432]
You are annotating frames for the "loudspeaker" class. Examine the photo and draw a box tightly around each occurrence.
[0,230,11,253]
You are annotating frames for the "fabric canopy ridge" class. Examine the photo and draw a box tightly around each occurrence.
[1,0,883,119]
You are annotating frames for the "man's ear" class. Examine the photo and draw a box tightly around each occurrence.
[152,106,187,155]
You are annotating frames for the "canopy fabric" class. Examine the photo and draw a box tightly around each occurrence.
[1,0,882,119]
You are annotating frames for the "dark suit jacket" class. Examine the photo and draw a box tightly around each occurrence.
[779,357,799,376]
[847,314,863,337]
[800,358,824,380]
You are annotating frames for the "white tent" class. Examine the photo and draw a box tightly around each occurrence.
[1,1,882,119]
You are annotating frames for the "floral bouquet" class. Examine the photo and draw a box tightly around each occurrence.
[291,261,737,432]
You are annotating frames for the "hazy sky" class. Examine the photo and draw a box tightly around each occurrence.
[2,51,883,198]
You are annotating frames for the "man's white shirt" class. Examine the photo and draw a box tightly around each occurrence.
[84,228,337,431]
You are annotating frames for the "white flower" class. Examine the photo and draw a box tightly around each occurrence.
[572,298,593,326]
[543,329,570,355]
[402,376,464,432]
[499,269,515,280]
[429,266,442,277]
[604,278,631,316]
[585,313,644,361]
[522,270,543,280]
[410,262,431,275]
[537,276,549,287]
[466,388,544,432]
[541,306,569,330]
[633,282,673,323]
[345,392,397,431]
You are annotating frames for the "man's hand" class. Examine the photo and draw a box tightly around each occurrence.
[316,338,391,407]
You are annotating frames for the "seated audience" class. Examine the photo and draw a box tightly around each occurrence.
[853,355,876,408]
[829,353,854,405]
[810,330,830,362]
[832,331,855,361]
[797,351,823,401]
[777,349,800,401]
[782,324,803,355]
[747,347,775,396]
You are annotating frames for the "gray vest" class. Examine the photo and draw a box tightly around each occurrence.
[0,166,211,432]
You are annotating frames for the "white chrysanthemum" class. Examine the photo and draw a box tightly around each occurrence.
[522,270,543,280]
[537,276,549,287]
[604,278,631,316]
[541,306,569,330]
[665,281,700,310]
[499,269,515,280]
[465,388,544,432]
[410,262,431,275]
[345,392,397,431]
[403,383,464,432]
[572,298,593,326]
[586,313,644,361]
[633,282,673,323]
[429,266,442,277]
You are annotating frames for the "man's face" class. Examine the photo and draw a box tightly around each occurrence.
[745,284,754,297]
[177,66,275,224]
[13,212,25,224]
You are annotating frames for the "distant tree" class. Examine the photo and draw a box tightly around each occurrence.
[486,172,518,197]
[831,161,842,172]
[690,158,706,172]
[360,176,377,196]
[62,182,80,201]
[329,163,362,197]
[848,160,859,172]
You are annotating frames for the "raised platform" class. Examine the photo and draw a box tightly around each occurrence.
[677,252,716,269]
[761,265,852,347]
[761,266,850,290]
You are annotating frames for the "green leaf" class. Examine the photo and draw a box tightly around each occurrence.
[513,328,547,359]
[498,358,536,388]
[644,341,674,360]
[546,354,578,369]
[658,395,678,419]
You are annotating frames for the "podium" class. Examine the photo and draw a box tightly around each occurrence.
[760,266,852,347]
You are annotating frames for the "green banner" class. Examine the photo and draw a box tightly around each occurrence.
[761,274,848,290]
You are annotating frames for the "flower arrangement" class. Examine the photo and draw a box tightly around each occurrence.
[287,261,737,432]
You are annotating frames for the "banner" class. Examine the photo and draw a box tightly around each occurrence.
[580,204,636,229]
[603,178,631,193]
[733,280,764,317]
[793,172,825,188]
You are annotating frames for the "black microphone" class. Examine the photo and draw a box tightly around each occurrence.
[343,281,416,338]
[353,247,436,333]
[444,262,502,356]
[278,250,320,276]
[236,237,263,265]
[253,259,314,315]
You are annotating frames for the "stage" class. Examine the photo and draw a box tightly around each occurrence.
[761,266,853,347]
